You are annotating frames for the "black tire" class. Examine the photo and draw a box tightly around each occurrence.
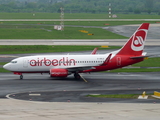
[74,73,81,80]
[20,75,23,80]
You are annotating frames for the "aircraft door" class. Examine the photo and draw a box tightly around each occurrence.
[117,57,121,66]
[23,59,28,68]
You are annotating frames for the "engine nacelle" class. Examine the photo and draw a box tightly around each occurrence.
[50,68,68,77]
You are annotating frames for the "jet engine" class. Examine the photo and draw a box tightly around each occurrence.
[50,68,68,77]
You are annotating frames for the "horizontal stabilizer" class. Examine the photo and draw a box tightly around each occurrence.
[130,56,149,59]
[100,54,112,66]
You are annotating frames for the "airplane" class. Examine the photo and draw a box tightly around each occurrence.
[3,23,150,80]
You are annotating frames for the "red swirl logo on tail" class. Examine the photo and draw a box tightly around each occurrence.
[131,29,147,51]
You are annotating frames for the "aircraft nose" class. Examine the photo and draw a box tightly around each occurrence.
[3,63,11,71]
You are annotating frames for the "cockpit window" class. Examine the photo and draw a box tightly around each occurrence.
[11,61,17,63]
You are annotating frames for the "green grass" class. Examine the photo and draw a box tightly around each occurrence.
[114,14,160,19]
[0,62,7,65]
[87,93,153,99]
[0,68,10,73]
[0,21,157,39]
[87,94,139,99]
[106,57,160,73]
[0,26,127,39]
[0,45,121,54]
[107,68,160,73]
[1,21,157,27]
[65,21,157,27]
[0,13,160,19]
[133,57,160,67]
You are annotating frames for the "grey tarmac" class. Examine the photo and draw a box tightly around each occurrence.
[1,72,160,103]
[0,72,160,120]
[0,39,160,46]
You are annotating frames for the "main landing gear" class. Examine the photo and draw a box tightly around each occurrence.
[74,73,88,82]
[74,73,81,80]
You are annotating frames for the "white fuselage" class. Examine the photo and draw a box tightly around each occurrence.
[4,53,115,73]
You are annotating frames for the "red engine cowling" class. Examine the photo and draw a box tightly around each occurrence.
[50,69,68,77]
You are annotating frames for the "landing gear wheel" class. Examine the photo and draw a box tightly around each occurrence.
[74,73,81,80]
[20,75,23,80]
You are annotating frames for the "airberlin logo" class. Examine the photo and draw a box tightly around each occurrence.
[131,29,147,51]
[29,57,76,67]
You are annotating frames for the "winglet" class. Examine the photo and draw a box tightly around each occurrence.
[91,48,98,55]
[100,54,112,66]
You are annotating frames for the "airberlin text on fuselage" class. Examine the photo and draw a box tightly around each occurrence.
[30,57,76,66]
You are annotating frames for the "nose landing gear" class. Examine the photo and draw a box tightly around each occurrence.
[20,74,23,80]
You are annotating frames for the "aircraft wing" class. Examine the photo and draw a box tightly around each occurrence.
[67,66,96,72]
[62,54,112,72]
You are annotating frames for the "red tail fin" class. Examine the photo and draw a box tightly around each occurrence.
[117,23,150,56]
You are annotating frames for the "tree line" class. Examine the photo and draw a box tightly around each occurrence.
[0,0,159,14]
